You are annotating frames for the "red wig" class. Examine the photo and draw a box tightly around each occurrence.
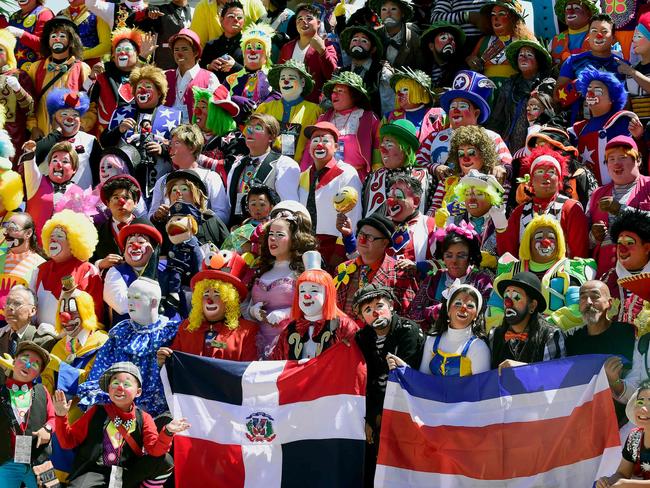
[290,269,342,321]
[521,145,569,192]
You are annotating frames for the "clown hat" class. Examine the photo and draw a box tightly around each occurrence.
[496,271,547,313]
[554,0,600,23]
[440,71,495,124]
[118,217,163,251]
[389,67,434,100]
[369,0,414,22]
[304,121,340,142]
[457,169,504,195]
[268,59,315,98]
[480,0,526,21]
[340,25,384,59]
[46,88,90,117]
[169,28,202,58]
[99,174,142,206]
[210,84,240,117]
[240,23,274,59]
[303,250,322,271]
[420,21,466,50]
[43,16,79,37]
[619,273,650,303]
[323,71,370,103]
[379,119,419,152]
[190,248,249,299]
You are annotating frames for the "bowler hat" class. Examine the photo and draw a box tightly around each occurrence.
[357,213,395,240]
[352,284,397,312]
[166,169,208,196]
[496,271,547,313]
[15,341,50,370]
[99,361,143,392]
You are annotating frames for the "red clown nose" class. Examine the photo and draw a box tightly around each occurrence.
[504,297,513,308]
[541,238,552,247]
[118,197,127,206]
[60,312,72,324]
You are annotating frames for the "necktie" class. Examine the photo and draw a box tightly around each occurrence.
[117,221,127,231]
[359,265,370,286]
[306,168,326,230]
[8,332,18,357]
[47,63,69,73]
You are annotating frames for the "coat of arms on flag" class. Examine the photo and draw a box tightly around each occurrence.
[161,343,367,488]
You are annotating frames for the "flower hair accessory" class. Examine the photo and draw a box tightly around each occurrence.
[54,184,100,219]
[442,278,483,312]
[434,220,478,242]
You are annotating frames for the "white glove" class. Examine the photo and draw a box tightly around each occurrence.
[266,310,288,325]
[6,26,25,39]
[249,302,265,322]
[5,75,20,92]
[488,204,508,231]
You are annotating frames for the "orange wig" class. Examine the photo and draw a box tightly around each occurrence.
[290,269,342,321]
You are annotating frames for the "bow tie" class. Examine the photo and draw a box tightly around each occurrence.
[47,62,69,73]
[52,181,71,193]
[505,331,528,342]
[387,39,403,50]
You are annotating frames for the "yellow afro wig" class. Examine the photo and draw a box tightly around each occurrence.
[54,290,99,333]
[0,29,17,71]
[129,64,169,104]
[519,214,566,262]
[188,279,240,332]
[41,210,99,261]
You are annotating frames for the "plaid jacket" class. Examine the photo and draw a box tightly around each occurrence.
[335,255,419,318]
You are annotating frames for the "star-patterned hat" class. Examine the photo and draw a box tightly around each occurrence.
[440,71,495,124]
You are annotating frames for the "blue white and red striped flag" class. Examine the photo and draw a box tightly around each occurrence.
[161,343,367,488]
[375,355,621,487]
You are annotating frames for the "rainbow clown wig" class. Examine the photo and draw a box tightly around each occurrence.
[54,290,99,333]
[129,65,169,104]
[0,29,17,71]
[46,88,90,118]
[290,269,342,321]
[240,23,274,69]
[188,279,241,331]
[518,213,566,263]
[41,210,99,261]
[576,66,627,112]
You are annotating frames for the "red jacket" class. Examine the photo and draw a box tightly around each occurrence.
[278,39,338,104]
[171,318,258,361]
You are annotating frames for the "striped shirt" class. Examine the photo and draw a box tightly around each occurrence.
[430,0,490,39]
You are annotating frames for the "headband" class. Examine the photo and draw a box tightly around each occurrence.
[530,154,561,175]
[442,279,483,313]
[637,23,650,42]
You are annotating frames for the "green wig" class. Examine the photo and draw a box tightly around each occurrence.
[193,87,237,136]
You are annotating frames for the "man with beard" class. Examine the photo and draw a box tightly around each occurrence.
[25,16,91,139]
[488,271,566,370]
[371,0,421,70]
[7,0,54,71]
[338,25,392,115]
[0,215,46,324]
[566,280,634,425]
[421,21,467,89]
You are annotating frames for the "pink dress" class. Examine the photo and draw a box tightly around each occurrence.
[250,275,296,357]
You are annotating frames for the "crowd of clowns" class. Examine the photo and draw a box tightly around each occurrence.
[5,0,650,485]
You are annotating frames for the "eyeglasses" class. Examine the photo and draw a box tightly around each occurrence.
[5,301,30,312]
[357,231,387,243]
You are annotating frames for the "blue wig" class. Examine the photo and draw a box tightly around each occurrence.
[46,88,90,117]
[576,67,627,112]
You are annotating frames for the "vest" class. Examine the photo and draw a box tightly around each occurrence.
[490,320,555,368]
[11,6,50,70]
[285,319,339,360]
[95,71,134,129]
[0,383,49,465]
[68,406,144,481]
[519,195,569,241]
[165,69,214,122]
[428,334,476,377]
[228,151,281,222]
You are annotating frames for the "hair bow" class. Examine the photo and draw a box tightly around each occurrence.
[434,220,478,242]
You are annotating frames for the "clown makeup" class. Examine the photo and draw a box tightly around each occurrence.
[18,0,36,9]
[633,27,650,57]
[49,30,69,54]
[517,46,539,75]
[331,84,355,112]
[434,32,456,59]
[267,219,291,261]
[244,121,273,155]
[449,99,479,129]
[380,135,405,169]
[457,144,483,174]
[617,231,650,271]
[127,279,161,326]
[526,98,543,124]
[396,83,411,109]
[585,84,606,106]
[48,150,75,184]
[298,281,326,319]
[244,40,266,70]
[54,108,81,138]
[607,147,639,185]
[386,182,417,222]
[124,234,154,268]
[202,287,226,322]
[222,7,244,36]
[114,40,137,69]
[589,20,614,54]
[59,292,81,336]
[135,80,160,109]
[108,372,142,411]
[357,225,388,264]
[491,5,513,37]
[565,1,589,29]
[443,242,470,279]
[2,217,31,252]
[531,164,559,199]
[360,297,393,328]
[380,1,402,28]
[99,155,126,182]
[309,132,336,163]
[530,226,558,264]
[349,33,372,59]
[48,227,71,260]
[503,286,531,326]
[279,68,305,102]
[109,188,136,222]
[448,291,478,330]
[247,193,272,221]
[169,180,192,204]
[463,187,491,217]
[13,351,42,383]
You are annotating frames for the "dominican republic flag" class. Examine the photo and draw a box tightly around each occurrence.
[375,355,621,487]
[161,343,367,488]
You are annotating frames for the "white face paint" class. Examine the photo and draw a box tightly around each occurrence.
[298,282,326,319]
[279,68,305,102]
[127,279,161,325]
[49,227,67,257]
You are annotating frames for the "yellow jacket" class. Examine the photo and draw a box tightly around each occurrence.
[190,0,266,46]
